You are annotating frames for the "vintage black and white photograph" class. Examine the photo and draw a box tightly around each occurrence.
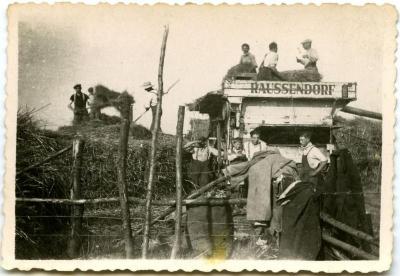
[2,3,395,272]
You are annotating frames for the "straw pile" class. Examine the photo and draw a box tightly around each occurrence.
[16,108,73,259]
[279,69,323,82]
[16,106,191,259]
[223,63,256,81]
[92,84,126,111]
[188,118,209,140]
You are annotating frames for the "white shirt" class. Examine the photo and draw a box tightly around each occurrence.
[244,140,268,160]
[192,146,219,162]
[227,148,246,161]
[240,53,257,67]
[145,89,158,107]
[87,94,95,110]
[301,142,327,169]
[261,51,278,68]
[297,47,318,67]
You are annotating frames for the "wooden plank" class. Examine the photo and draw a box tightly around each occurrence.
[322,233,378,260]
[142,25,169,259]
[170,106,185,259]
[16,145,73,176]
[67,137,84,259]
[320,212,378,246]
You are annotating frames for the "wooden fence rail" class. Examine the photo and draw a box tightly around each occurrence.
[320,212,379,246]
[322,233,378,260]
[16,196,246,207]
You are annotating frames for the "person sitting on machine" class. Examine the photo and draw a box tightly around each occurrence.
[223,43,258,81]
[258,42,285,81]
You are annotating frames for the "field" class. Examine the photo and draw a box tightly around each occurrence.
[15,109,382,259]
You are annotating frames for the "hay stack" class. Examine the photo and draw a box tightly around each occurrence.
[16,107,191,259]
[16,108,73,259]
[223,63,256,81]
[93,85,135,114]
[279,69,323,82]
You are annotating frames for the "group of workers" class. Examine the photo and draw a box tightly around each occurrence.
[185,129,327,190]
[68,81,160,130]
[240,39,319,73]
[228,39,319,82]
[68,84,96,125]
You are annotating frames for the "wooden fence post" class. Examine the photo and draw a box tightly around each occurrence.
[170,106,185,259]
[142,25,169,259]
[67,136,84,258]
[118,93,135,258]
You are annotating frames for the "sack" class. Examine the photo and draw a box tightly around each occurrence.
[185,202,234,259]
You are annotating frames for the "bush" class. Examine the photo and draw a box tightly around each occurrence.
[334,116,382,191]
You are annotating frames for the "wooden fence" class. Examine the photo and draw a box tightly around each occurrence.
[16,105,379,260]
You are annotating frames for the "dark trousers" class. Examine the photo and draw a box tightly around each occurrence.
[73,109,89,125]
[257,66,285,81]
[150,106,162,132]
[189,160,210,187]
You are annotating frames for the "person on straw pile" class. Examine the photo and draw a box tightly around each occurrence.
[243,129,268,160]
[184,137,220,188]
[142,81,161,132]
[87,87,96,119]
[68,84,89,125]
[299,131,328,189]
[223,43,258,81]
[296,39,319,72]
[239,43,258,72]
[258,42,285,81]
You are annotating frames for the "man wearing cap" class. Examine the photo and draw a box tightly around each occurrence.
[68,84,89,125]
[143,81,161,132]
[296,39,319,71]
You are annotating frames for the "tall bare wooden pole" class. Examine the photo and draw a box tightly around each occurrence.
[118,93,134,258]
[170,106,185,259]
[142,25,169,258]
[67,137,84,258]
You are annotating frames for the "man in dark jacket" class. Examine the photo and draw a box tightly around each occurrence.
[68,84,89,125]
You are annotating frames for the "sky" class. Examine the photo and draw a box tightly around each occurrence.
[14,4,391,133]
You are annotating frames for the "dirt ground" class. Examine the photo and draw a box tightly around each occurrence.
[80,190,379,260]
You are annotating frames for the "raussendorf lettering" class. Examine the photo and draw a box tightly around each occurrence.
[250,82,336,96]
